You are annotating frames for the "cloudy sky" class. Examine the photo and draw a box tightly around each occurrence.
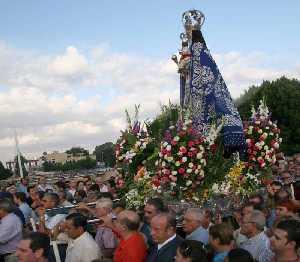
[0,0,299,163]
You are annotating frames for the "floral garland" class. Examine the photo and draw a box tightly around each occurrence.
[244,99,282,185]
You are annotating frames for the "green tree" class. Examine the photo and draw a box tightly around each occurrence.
[93,142,116,167]
[237,77,300,155]
[65,147,89,156]
[0,161,13,180]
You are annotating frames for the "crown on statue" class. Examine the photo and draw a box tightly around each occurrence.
[182,10,205,41]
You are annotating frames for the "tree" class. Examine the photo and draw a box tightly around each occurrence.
[14,155,28,177]
[94,142,116,167]
[0,161,13,180]
[65,147,89,156]
[237,77,300,155]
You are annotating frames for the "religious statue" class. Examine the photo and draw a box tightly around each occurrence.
[172,10,246,157]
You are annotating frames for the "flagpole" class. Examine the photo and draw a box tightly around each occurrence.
[14,129,24,178]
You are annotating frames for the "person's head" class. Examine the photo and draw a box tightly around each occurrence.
[241,203,254,218]
[281,172,293,185]
[89,184,100,192]
[0,198,15,218]
[275,200,298,218]
[222,215,240,231]
[183,208,204,234]
[69,180,77,189]
[41,193,59,209]
[240,210,266,238]
[113,201,126,215]
[58,190,67,202]
[64,213,87,239]
[144,198,165,224]
[270,219,300,256]
[38,177,46,185]
[21,178,29,186]
[28,186,39,200]
[150,211,176,244]
[77,181,85,191]
[14,192,27,205]
[270,181,282,195]
[224,248,254,262]
[274,189,290,203]
[209,223,233,251]
[16,232,50,262]
[95,198,113,217]
[175,240,207,262]
[114,210,140,237]
[74,190,87,202]
[202,209,213,229]
[95,177,103,186]
[249,194,264,207]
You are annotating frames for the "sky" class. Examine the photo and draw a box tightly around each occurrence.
[0,0,299,163]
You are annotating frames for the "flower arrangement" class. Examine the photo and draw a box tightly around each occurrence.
[125,167,154,209]
[244,99,282,184]
[153,119,212,201]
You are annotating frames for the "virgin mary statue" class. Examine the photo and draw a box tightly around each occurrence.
[173,10,246,157]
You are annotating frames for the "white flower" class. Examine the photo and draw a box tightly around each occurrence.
[167,157,174,162]
[186,180,193,186]
[186,169,192,173]
[172,171,177,176]
[166,145,172,151]
[163,142,169,147]
[196,153,203,159]
[188,163,193,168]
[174,136,180,141]
[136,141,141,146]
[264,145,269,150]
[182,157,187,163]
[162,161,166,167]
[169,125,175,130]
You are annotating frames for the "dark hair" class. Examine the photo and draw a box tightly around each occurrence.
[226,248,254,262]
[66,213,87,231]
[76,190,87,199]
[100,192,113,200]
[15,192,27,203]
[276,219,300,250]
[271,180,282,187]
[274,189,290,203]
[89,184,100,192]
[209,223,233,245]
[178,240,207,262]
[0,198,15,213]
[222,215,240,231]
[146,198,166,213]
[23,232,50,258]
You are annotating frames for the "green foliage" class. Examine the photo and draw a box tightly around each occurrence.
[147,102,180,144]
[65,147,89,156]
[93,142,116,167]
[237,77,300,155]
[0,161,13,180]
[42,157,97,171]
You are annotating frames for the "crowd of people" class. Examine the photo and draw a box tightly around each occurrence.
[0,164,300,262]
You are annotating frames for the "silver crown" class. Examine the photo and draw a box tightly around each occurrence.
[182,10,205,41]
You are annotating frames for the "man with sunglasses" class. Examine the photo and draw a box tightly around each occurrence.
[270,219,300,262]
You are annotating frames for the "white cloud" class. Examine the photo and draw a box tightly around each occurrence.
[0,42,299,162]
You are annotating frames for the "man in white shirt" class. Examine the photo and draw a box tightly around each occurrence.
[37,193,66,234]
[64,213,101,262]
[239,210,273,262]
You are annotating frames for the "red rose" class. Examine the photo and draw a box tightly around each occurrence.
[178,168,185,174]
[210,144,217,153]
[188,141,195,147]
[171,140,177,145]
[188,152,194,157]
[180,147,187,154]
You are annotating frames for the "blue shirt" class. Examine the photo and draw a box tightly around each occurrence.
[186,226,209,245]
[213,251,228,262]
